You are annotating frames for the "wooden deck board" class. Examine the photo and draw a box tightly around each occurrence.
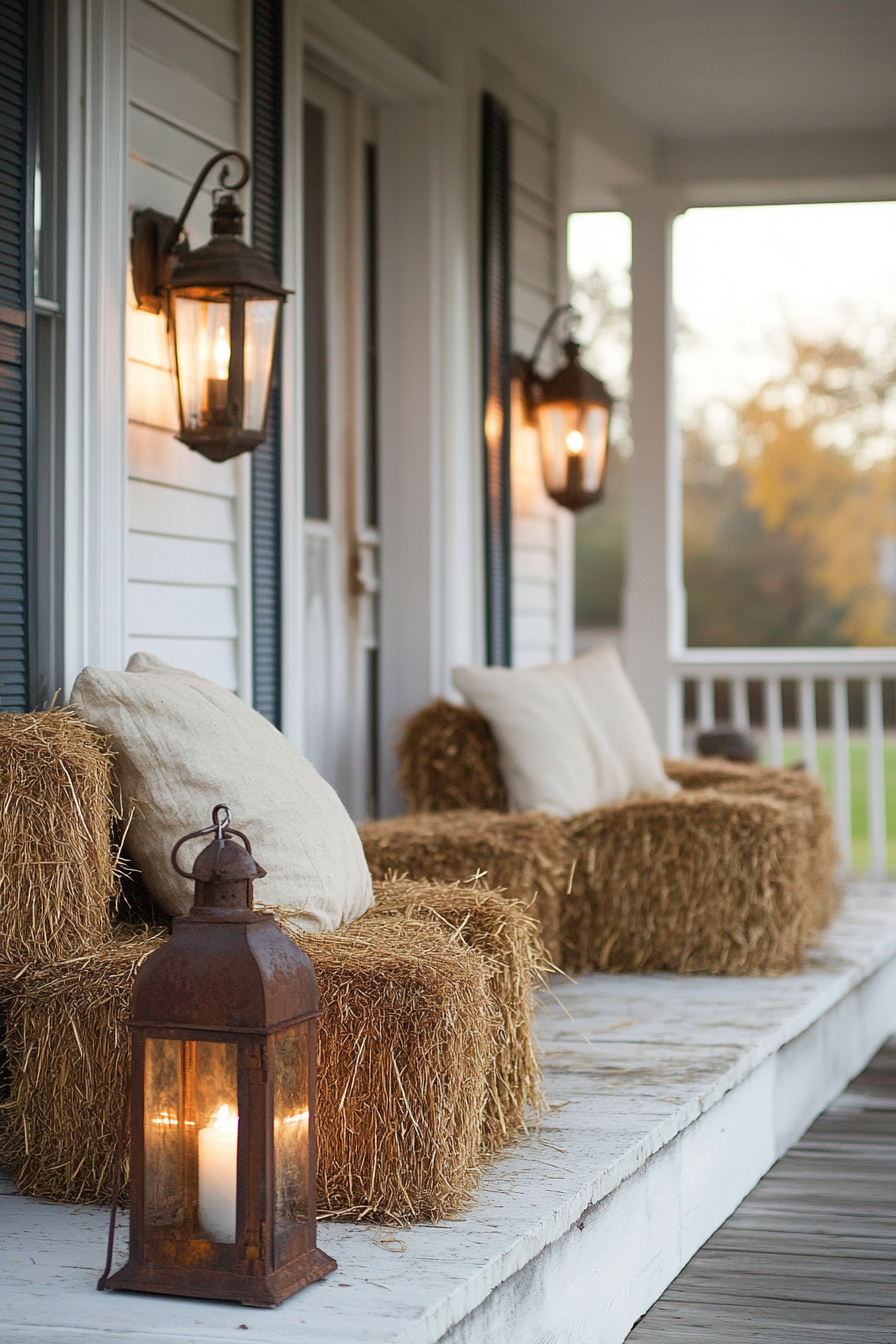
[628,1039,896,1341]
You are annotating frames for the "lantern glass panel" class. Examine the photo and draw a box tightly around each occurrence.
[144,1036,186,1231]
[243,298,279,432]
[536,400,609,497]
[273,1022,310,1264]
[173,297,232,432]
[143,1037,239,1247]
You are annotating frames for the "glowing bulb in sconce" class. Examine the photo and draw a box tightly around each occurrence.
[565,429,585,455]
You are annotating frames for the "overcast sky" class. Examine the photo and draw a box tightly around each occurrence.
[568,200,896,431]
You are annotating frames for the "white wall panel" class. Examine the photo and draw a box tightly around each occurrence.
[127,0,238,97]
[125,0,249,692]
[128,480,237,542]
[128,534,238,586]
[124,636,239,688]
[129,582,239,639]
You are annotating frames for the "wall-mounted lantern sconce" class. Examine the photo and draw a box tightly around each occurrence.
[131,150,288,464]
[515,304,613,512]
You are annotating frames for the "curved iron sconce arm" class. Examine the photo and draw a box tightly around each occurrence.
[131,150,252,314]
[515,302,580,422]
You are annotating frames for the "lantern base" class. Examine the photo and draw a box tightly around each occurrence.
[104,1246,337,1308]
[177,426,268,463]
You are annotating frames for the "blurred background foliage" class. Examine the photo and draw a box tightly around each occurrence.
[573,276,896,647]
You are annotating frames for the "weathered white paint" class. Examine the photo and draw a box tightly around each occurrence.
[4,885,896,1343]
[124,0,250,694]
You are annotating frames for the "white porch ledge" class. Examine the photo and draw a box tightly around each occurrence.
[4,884,896,1344]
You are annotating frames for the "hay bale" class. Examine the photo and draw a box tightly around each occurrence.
[286,911,496,1223]
[360,810,571,965]
[1,902,512,1224]
[563,788,814,975]
[0,927,163,1204]
[0,708,118,964]
[398,698,506,812]
[366,877,545,1149]
[666,758,840,934]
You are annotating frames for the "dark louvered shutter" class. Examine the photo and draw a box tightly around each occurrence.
[251,0,283,725]
[0,0,35,711]
[480,92,512,666]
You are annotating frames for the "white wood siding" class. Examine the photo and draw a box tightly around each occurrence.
[508,85,566,668]
[125,0,249,692]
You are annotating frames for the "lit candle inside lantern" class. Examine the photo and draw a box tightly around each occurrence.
[198,1103,239,1243]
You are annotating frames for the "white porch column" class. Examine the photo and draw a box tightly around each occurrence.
[62,0,128,690]
[621,188,685,751]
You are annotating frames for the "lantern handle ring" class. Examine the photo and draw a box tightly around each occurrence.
[163,149,252,257]
[170,803,254,879]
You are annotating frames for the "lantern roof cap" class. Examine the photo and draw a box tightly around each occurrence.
[167,232,288,297]
[537,339,613,410]
[192,833,267,885]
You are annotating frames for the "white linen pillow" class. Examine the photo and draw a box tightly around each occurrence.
[560,644,675,798]
[451,663,629,815]
[452,646,675,817]
[70,652,373,929]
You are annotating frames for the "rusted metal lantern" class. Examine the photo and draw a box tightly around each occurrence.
[131,149,288,463]
[516,304,613,512]
[103,805,336,1307]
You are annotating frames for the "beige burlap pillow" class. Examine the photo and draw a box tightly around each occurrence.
[70,653,373,928]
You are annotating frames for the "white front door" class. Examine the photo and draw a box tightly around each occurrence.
[302,66,380,820]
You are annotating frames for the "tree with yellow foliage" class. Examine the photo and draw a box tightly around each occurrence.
[736,335,896,645]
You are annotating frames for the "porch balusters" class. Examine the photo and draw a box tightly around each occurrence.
[670,654,896,876]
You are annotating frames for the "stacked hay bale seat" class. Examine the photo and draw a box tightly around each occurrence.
[360,698,839,976]
[0,709,544,1226]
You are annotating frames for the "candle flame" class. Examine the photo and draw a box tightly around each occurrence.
[566,429,585,455]
[213,324,230,382]
[209,1103,239,1133]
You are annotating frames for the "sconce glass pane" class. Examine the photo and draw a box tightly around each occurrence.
[243,298,279,432]
[174,298,232,432]
[273,1022,310,1264]
[195,1040,239,1244]
[537,401,609,498]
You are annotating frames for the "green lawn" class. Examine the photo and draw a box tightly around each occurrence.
[773,735,896,873]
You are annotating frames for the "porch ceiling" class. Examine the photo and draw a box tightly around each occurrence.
[495,0,896,140]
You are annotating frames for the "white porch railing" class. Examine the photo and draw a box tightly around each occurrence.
[669,649,896,876]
